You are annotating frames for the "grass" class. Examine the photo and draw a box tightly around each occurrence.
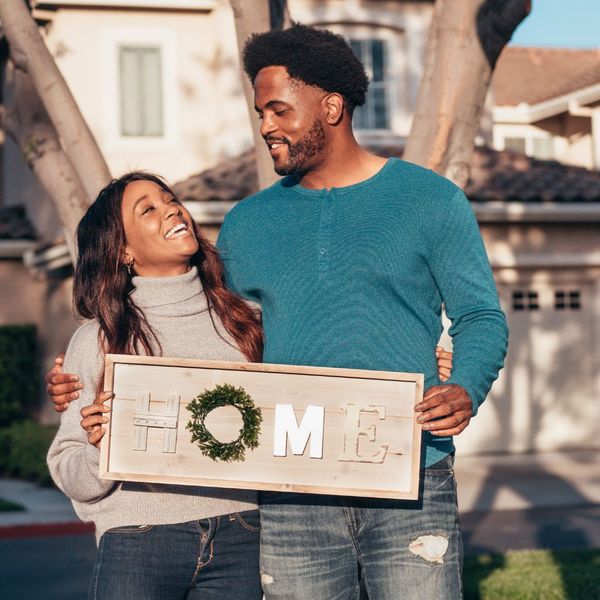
[463,549,600,599]
[0,497,24,512]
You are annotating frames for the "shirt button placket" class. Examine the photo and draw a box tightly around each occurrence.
[317,191,333,272]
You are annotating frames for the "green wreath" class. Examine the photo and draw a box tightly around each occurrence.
[186,384,262,462]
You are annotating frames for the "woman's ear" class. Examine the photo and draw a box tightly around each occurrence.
[122,247,134,267]
[323,93,345,126]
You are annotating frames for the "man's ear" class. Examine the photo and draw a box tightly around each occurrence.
[323,93,345,126]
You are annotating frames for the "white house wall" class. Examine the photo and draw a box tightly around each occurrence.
[16,1,253,187]
[493,116,595,169]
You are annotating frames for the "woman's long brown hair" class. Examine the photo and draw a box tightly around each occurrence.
[74,172,263,369]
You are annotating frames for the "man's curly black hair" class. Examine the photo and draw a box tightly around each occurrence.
[242,23,369,113]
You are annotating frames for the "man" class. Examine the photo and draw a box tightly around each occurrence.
[219,24,507,599]
[49,24,507,600]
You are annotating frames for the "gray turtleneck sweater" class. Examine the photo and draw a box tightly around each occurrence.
[47,267,258,542]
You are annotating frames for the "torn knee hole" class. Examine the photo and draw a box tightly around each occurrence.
[260,571,274,585]
[408,535,449,564]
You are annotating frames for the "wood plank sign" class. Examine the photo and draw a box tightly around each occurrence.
[100,355,424,499]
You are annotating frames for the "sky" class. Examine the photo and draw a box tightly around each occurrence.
[510,0,600,48]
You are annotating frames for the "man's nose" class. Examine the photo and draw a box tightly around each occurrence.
[260,114,276,138]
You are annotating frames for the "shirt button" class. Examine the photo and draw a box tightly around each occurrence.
[320,248,327,255]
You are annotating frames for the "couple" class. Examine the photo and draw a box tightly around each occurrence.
[47,24,508,600]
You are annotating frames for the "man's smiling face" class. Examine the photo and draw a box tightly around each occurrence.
[254,66,328,176]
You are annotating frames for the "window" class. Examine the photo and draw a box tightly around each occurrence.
[532,137,555,160]
[350,39,389,130]
[504,137,526,154]
[555,290,581,311]
[119,46,163,137]
[512,290,539,311]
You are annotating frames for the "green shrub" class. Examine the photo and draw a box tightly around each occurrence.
[0,420,58,486]
[0,324,39,426]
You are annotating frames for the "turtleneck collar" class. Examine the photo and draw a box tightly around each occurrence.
[130,266,208,317]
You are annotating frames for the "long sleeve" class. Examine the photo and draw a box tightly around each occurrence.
[47,322,116,503]
[426,189,509,415]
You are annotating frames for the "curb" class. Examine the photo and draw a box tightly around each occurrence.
[0,521,94,539]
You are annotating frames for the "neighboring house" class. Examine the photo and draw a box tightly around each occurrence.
[460,148,600,455]
[491,47,600,170]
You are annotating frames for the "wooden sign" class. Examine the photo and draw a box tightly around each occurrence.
[100,355,424,499]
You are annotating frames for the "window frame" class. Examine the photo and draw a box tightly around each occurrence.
[322,23,410,140]
[101,26,178,151]
[118,44,165,138]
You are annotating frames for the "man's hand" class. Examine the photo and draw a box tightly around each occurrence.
[435,346,452,382]
[45,353,83,412]
[415,384,473,436]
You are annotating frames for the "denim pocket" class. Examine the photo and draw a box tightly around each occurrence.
[105,524,155,534]
[235,510,261,532]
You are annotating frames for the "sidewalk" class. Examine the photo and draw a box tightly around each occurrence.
[1,450,598,542]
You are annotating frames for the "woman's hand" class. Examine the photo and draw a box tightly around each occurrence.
[435,346,453,382]
[80,391,113,448]
[46,353,83,412]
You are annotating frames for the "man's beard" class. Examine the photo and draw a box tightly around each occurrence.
[274,119,326,176]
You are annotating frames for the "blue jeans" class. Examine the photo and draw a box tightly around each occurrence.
[88,510,262,600]
[259,455,462,600]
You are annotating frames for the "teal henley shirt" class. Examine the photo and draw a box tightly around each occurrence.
[217,158,508,467]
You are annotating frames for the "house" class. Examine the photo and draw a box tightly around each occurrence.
[491,47,600,170]
[1,0,436,422]
[1,1,598,451]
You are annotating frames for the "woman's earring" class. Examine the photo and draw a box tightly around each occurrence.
[125,259,134,276]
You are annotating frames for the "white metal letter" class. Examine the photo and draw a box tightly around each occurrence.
[273,404,325,459]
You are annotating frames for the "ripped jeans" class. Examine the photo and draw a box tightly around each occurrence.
[258,454,462,600]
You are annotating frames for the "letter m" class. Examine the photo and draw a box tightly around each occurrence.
[273,404,324,459]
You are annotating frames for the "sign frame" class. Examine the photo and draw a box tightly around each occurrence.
[100,354,424,500]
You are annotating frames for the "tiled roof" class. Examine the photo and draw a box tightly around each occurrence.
[173,149,258,204]
[465,146,600,203]
[492,46,600,106]
[174,146,600,205]
[0,205,37,240]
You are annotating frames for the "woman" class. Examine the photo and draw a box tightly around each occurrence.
[47,172,264,600]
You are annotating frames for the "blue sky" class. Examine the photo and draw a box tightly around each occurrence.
[510,0,600,48]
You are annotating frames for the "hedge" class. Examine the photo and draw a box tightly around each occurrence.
[0,420,58,485]
[0,324,39,427]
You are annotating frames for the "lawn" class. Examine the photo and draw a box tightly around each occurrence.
[464,549,600,599]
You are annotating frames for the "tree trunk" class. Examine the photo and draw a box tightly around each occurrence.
[229,0,279,189]
[0,0,111,202]
[404,0,530,188]
[2,61,89,261]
